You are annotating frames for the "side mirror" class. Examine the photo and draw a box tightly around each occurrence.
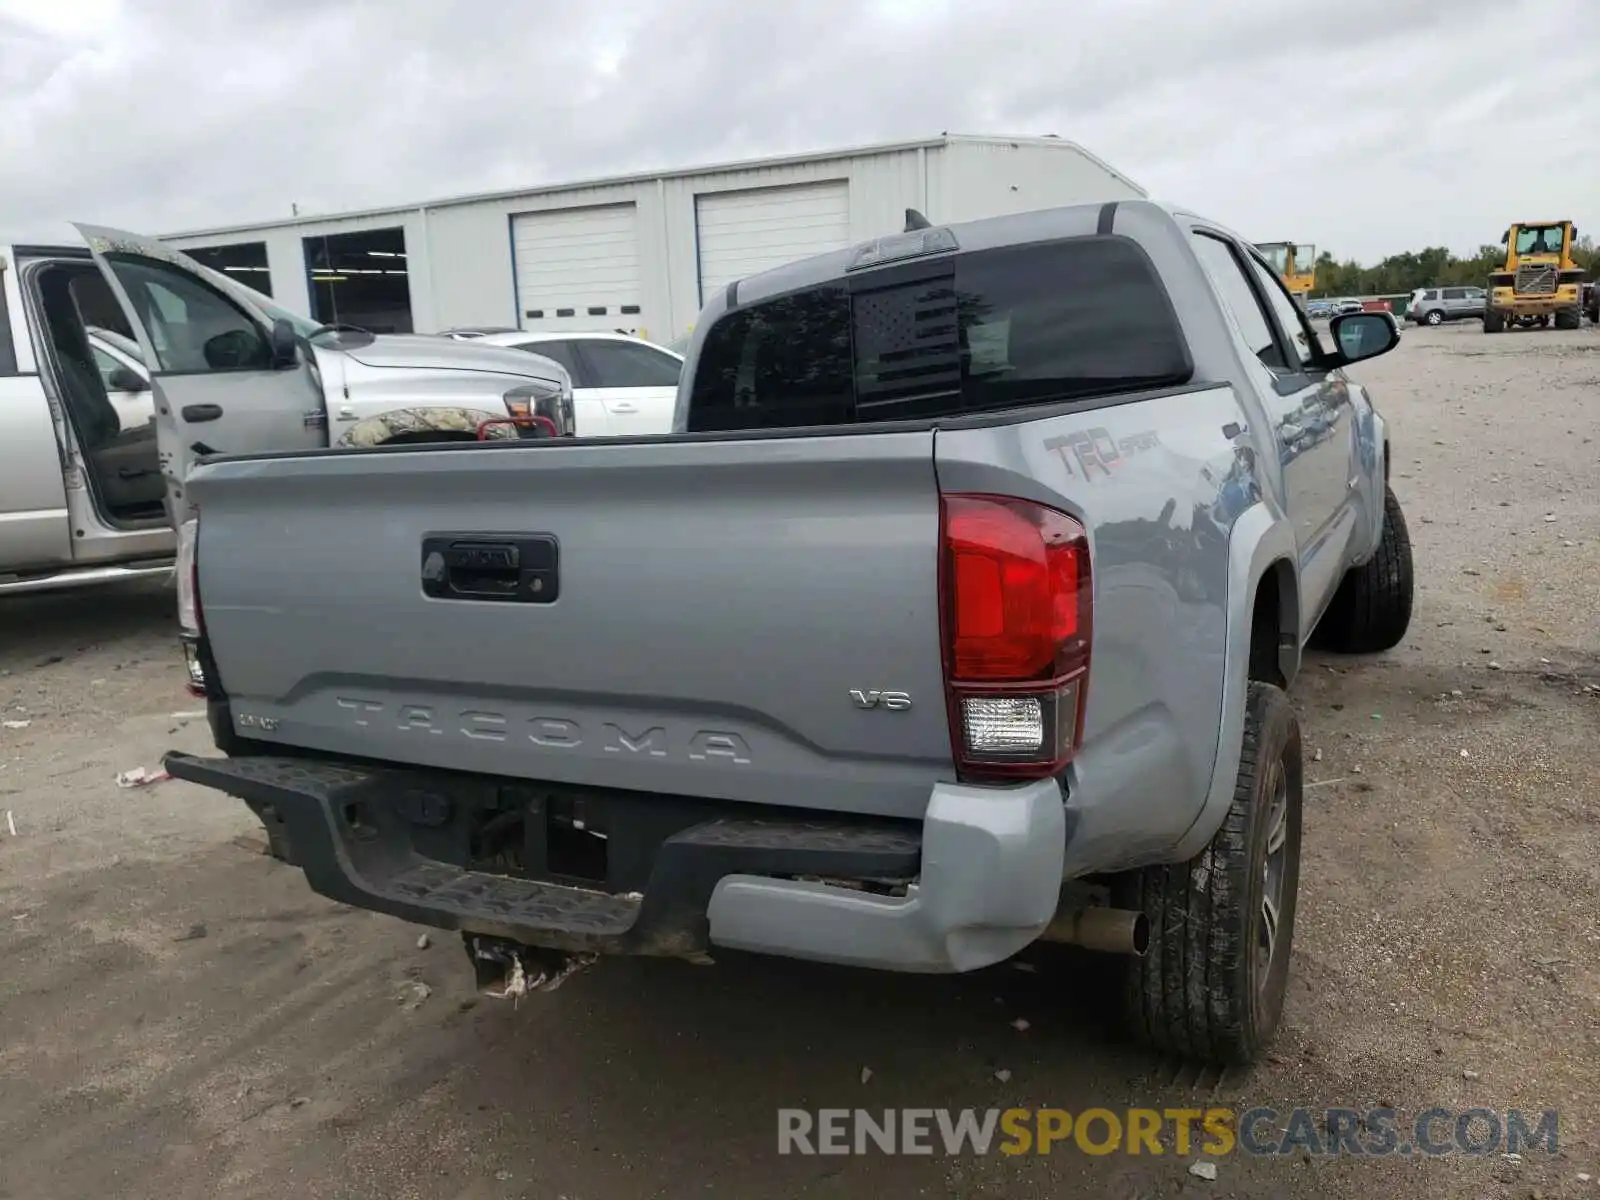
[270,317,299,368]
[107,365,148,393]
[1500,230,1510,246]
[1326,312,1398,366]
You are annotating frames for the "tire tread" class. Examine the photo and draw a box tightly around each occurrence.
[1116,683,1299,1065]
[1317,486,1414,654]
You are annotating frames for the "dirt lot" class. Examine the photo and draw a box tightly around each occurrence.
[1,322,1596,1200]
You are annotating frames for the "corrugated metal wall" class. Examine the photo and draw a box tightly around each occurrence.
[167,139,1144,343]
[656,147,925,337]
[937,139,1145,224]
[424,179,663,335]
[172,210,435,330]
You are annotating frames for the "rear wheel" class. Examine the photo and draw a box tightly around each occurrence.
[1316,486,1414,654]
[1425,309,1444,326]
[1483,309,1505,333]
[1555,307,1581,330]
[1114,683,1302,1066]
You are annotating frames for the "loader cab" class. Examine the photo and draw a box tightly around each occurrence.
[1254,240,1317,301]
[1502,222,1576,266]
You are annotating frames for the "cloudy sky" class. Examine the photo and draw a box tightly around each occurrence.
[2,0,1594,263]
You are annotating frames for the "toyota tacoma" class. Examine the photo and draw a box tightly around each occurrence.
[163,200,1414,1065]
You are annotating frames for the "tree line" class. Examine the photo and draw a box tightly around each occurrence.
[1309,236,1598,298]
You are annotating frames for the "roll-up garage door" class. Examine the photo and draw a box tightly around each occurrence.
[512,204,643,334]
[694,181,851,304]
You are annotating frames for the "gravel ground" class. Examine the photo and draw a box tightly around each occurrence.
[0,321,1596,1199]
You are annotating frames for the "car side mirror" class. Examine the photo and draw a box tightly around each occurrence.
[107,365,148,393]
[270,317,299,368]
[1326,312,1398,366]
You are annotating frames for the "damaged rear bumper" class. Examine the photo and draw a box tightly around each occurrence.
[163,749,1066,974]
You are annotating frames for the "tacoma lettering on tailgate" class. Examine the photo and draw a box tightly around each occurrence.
[334,698,752,764]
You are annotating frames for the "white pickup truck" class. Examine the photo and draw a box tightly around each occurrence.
[0,225,573,596]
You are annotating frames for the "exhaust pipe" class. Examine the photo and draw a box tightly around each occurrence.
[1038,906,1150,956]
[468,936,597,1002]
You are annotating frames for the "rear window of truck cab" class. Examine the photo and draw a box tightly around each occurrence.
[686,235,1192,431]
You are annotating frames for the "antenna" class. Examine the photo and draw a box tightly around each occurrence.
[904,208,933,231]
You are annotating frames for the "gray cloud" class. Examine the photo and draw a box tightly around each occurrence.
[1,0,1594,261]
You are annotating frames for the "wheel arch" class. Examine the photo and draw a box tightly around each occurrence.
[1249,557,1301,690]
[1167,502,1299,864]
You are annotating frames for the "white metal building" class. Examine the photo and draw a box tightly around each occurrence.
[162,135,1146,344]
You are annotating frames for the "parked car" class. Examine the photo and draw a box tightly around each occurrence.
[1406,287,1485,326]
[0,226,574,596]
[470,331,683,436]
[164,200,1412,1065]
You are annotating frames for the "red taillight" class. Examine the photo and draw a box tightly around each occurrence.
[940,494,1091,782]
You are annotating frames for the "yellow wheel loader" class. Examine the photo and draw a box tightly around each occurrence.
[1483,222,1586,332]
[1255,241,1316,303]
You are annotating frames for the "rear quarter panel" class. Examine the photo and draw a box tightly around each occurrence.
[935,384,1262,872]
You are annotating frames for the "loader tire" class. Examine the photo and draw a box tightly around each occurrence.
[1113,683,1302,1066]
[1483,310,1505,333]
[1555,307,1581,330]
[1316,486,1414,654]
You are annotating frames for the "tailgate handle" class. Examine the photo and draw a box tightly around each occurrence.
[182,403,223,422]
[420,535,559,603]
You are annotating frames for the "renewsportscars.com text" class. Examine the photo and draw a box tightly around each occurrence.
[777,1107,1559,1158]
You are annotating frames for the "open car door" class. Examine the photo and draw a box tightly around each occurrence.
[74,223,325,520]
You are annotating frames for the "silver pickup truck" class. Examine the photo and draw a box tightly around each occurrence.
[164,199,1414,1065]
[0,226,572,596]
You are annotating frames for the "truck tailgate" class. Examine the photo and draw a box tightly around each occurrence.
[189,433,953,818]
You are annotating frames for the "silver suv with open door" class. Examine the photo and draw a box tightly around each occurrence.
[0,225,574,596]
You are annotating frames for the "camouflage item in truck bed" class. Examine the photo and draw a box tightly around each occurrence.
[336,407,516,447]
